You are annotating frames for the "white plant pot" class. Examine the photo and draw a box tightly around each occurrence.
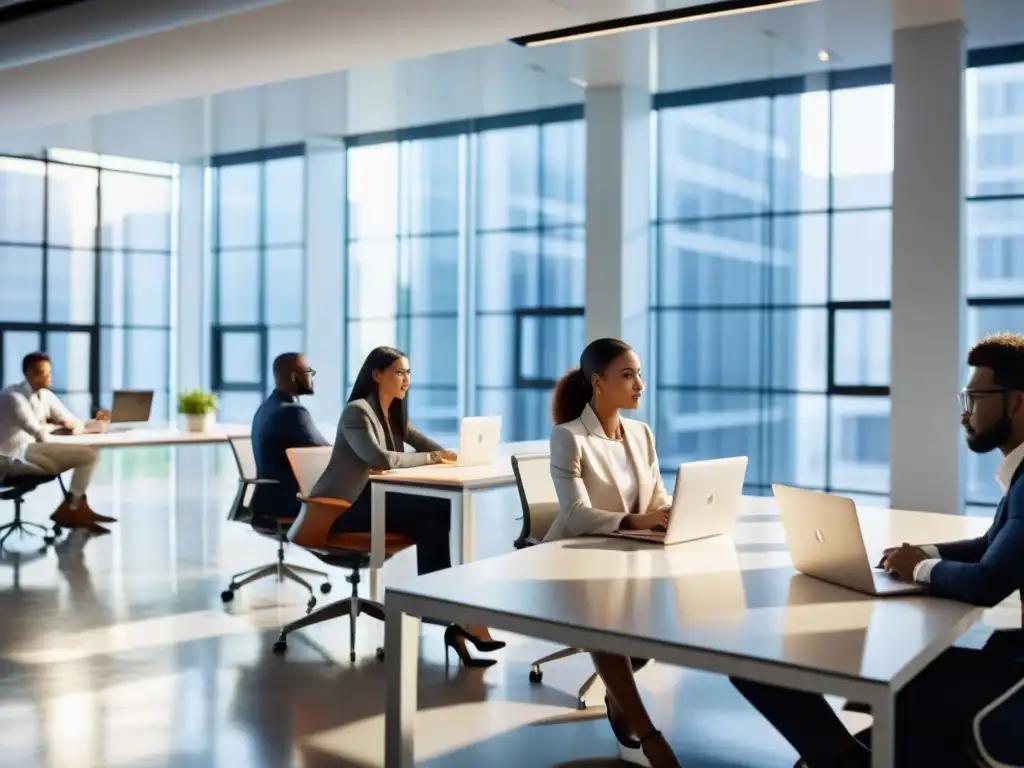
[185,412,215,433]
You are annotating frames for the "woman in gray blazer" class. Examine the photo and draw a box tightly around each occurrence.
[547,338,680,768]
[309,346,503,667]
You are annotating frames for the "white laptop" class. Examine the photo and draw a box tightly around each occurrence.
[772,484,924,596]
[445,416,502,467]
[609,456,748,545]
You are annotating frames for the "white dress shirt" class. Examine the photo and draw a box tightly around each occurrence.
[602,439,639,514]
[913,440,1024,583]
[0,381,79,463]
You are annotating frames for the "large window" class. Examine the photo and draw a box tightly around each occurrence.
[211,147,305,424]
[473,119,586,442]
[0,149,175,419]
[341,113,585,445]
[965,60,1024,508]
[345,136,462,442]
[651,78,893,502]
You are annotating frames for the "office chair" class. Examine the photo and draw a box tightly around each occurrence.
[220,436,331,612]
[0,475,61,551]
[271,446,414,662]
[512,453,599,710]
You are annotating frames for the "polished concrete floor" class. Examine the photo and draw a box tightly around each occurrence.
[0,444,851,768]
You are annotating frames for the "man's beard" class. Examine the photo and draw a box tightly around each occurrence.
[295,380,314,397]
[966,414,1012,454]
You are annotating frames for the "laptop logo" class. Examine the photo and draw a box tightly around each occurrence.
[706,494,714,506]
[814,529,825,545]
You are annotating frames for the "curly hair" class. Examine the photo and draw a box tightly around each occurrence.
[967,333,1024,391]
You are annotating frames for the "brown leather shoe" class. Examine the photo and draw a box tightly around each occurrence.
[80,495,117,524]
[50,500,93,529]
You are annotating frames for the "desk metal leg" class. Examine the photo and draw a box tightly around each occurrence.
[871,689,894,768]
[385,606,420,768]
[460,489,476,564]
[370,484,387,598]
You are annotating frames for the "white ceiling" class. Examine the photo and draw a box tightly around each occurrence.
[1,0,1023,163]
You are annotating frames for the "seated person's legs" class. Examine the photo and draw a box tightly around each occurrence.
[733,645,1019,767]
[730,677,868,768]
[592,652,679,767]
[18,443,106,527]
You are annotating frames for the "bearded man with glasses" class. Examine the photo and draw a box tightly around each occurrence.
[730,333,1024,767]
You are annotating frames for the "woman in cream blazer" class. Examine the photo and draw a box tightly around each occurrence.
[546,338,681,768]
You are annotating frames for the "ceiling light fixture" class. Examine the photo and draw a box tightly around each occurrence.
[817,48,831,62]
[511,0,818,48]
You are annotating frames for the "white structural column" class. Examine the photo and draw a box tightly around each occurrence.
[890,0,966,514]
[303,139,345,430]
[584,84,651,367]
[176,162,208,394]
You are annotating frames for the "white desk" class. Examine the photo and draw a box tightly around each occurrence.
[385,499,993,768]
[48,424,250,448]
[369,439,547,574]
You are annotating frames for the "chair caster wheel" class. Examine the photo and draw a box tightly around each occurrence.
[375,647,385,661]
[577,698,587,711]
[220,589,235,602]
[320,582,332,595]
[306,597,316,613]
[51,525,63,537]
[272,638,287,654]
[350,651,356,662]
[529,668,543,684]
[43,534,55,544]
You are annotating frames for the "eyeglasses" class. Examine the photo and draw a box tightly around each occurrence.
[299,368,316,378]
[958,388,1006,413]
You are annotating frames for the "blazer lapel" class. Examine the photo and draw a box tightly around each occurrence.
[621,423,653,514]
[360,395,389,447]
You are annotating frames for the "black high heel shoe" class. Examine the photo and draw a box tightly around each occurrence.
[460,628,506,653]
[605,695,640,749]
[444,625,497,668]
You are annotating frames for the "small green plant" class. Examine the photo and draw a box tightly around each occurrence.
[177,389,218,416]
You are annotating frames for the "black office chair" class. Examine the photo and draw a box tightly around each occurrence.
[0,475,62,551]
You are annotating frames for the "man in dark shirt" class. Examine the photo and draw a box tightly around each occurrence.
[249,352,328,523]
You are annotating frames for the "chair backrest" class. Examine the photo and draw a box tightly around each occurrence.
[285,446,333,498]
[511,453,558,547]
[227,436,257,481]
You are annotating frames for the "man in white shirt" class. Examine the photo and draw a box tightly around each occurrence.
[0,352,113,532]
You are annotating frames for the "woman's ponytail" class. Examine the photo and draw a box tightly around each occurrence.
[551,366,592,425]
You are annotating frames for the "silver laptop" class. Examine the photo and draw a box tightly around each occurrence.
[610,456,748,545]
[449,416,502,467]
[772,484,924,596]
[110,390,153,427]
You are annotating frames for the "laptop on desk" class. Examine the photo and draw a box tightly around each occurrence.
[439,416,502,468]
[773,484,924,597]
[86,390,154,433]
[608,456,748,545]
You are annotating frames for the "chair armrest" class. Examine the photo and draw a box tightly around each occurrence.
[287,495,352,549]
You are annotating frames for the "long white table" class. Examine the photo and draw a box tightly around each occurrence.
[368,440,547,583]
[48,423,250,448]
[384,499,995,768]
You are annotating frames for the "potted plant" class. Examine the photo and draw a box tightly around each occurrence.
[177,389,218,433]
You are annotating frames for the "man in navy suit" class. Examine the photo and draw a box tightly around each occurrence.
[249,352,329,524]
[731,333,1024,767]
